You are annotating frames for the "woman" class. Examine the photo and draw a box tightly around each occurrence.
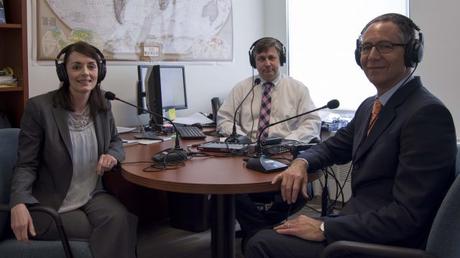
[9,41,137,258]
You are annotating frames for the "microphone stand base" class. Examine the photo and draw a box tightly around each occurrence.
[246,155,288,173]
[152,148,188,163]
[225,134,241,144]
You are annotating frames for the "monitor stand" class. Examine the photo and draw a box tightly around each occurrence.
[134,131,164,141]
[134,125,165,141]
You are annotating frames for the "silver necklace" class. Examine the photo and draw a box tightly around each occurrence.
[69,105,91,129]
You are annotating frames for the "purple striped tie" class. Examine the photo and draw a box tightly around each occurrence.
[257,82,274,141]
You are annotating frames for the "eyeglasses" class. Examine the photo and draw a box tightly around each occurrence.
[359,41,406,55]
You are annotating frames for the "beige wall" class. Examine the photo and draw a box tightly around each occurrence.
[26,1,460,136]
[410,0,460,138]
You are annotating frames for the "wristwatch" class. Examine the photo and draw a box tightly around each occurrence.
[320,222,325,232]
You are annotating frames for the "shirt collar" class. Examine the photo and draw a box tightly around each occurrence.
[377,74,414,106]
[260,73,282,87]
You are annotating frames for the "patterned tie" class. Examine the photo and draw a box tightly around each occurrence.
[367,98,382,135]
[257,82,274,141]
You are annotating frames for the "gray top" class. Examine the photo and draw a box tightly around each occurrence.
[59,110,98,213]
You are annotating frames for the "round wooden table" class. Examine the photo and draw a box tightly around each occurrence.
[121,137,282,258]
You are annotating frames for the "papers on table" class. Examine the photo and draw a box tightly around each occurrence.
[173,112,214,126]
[122,139,162,146]
[117,126,137,134]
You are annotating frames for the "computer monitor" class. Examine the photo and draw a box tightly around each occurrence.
[137,65,188,128]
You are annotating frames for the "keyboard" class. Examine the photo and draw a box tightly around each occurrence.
[176,126,206,139]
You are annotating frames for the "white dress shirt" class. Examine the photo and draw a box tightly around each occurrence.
[217,74,321,143]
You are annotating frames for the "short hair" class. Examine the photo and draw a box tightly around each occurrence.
[360,13,420,44]
[252,37,284,57]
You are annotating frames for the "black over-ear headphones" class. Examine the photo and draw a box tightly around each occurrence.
[354,15,424,68]
[248,37,286,68]
[55,42,107,84]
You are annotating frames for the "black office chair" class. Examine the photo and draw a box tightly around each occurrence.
[0,112,11,128]
[321,144,460,258]
[0,128,92,258]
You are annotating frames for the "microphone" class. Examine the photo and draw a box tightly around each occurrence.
[246,99,340,173]
[225,78,261,143]
[104,91,188,163]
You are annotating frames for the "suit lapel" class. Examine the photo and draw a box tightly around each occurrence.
[352,98,373,159]
[93,111,106,155]
[354,107,396,161]
[354,77,422,162]
[52,106,73,160]
[52,105,108,159]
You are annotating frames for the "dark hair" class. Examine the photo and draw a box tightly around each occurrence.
[360,13,420,44]
[252,37,284,57]
[53,41,107,116]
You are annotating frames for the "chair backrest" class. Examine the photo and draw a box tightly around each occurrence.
[0,112,11,129]
[455,143,460,176]
[0,128,92,257]
[0,128,20,238]
[211,97,222,124]
[425,145,460,258]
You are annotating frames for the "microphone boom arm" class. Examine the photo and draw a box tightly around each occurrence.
[257,104,328,147]
[226,78,261,143]
[247,99,339,173]
[105,92,183,152]
[255,104,329,154]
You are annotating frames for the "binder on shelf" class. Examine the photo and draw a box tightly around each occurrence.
[0,67,17,86]
[0,0,5,24]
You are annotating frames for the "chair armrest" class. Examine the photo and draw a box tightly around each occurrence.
[0,203,74,258]
[321,240,436,258]
[0,204,10,212]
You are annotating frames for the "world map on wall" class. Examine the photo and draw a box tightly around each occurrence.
[36,0,233,61]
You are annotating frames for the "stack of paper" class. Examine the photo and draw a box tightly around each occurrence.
[116,126,137,134]
[173,112,214,125]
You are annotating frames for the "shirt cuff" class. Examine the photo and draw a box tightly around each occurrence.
[294,157,309,171]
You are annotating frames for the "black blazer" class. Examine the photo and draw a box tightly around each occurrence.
[300,77,457,248]
[10,90,124,210]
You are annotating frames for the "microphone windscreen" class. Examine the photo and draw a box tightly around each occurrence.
[254,78,261,85]
[327,99,340,109]
[104,91,116,100]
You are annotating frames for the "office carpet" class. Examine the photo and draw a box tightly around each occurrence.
[137,220,222,258]
[137,197,327,258]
